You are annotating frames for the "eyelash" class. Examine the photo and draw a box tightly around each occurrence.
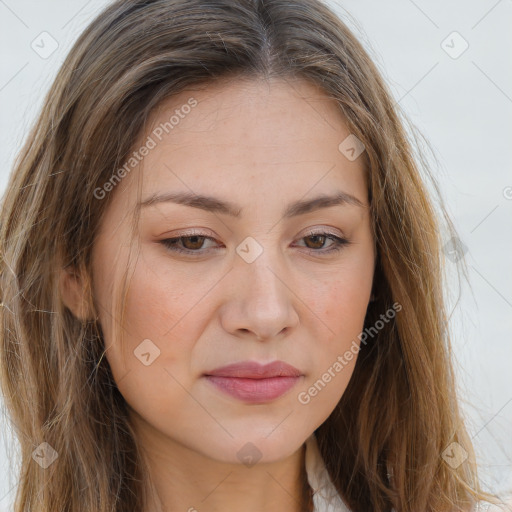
[159,230,350,257]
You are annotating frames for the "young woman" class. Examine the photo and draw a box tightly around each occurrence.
[0,0,502,511]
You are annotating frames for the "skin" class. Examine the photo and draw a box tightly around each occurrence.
[61,76,376,512]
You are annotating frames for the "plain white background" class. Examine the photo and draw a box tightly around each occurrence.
[0,0,511,509]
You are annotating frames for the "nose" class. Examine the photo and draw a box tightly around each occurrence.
[219,248,300,342]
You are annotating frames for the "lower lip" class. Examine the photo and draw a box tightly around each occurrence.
[204,375,301,403]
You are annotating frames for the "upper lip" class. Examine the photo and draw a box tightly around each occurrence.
[204,360,302,379]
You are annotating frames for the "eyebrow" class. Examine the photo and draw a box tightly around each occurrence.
[139,190,367,218]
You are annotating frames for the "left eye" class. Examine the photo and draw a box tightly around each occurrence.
[160,231,350,256]
[295,233,349,253]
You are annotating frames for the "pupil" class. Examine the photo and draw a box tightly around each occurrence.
[307,235,325,249]
[184,236,203,249]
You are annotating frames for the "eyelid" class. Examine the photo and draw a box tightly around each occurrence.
[162,227,217,238]
[301,226,345,238]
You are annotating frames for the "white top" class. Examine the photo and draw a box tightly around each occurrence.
[304,433,351,512]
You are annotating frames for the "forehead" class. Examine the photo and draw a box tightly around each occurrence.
[146,76,349,148]
[111,77,368,220]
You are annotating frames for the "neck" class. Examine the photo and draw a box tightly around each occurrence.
[144,444,312,512]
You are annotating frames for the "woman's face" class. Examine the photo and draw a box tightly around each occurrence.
[90,77,375,464]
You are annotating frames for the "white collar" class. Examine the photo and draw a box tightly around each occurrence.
[304,433,351,512]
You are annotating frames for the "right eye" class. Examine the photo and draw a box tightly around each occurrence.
[160,233,222,256]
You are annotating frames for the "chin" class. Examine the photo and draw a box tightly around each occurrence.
[196,429,309,466]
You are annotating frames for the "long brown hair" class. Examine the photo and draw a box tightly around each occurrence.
[0,0,500,510]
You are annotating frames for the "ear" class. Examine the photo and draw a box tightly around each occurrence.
[59,265,94,321]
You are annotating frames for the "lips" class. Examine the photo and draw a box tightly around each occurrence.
[204,360,303,403]
[205,360,302,379]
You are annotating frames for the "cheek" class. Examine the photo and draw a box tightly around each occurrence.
[295,275,370,416]
[98,259,195,393]
[305,257,373,379]
[120,270,197,362]
[101,265,205,425]
[317,286,366,377]
[317,267,372,336]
